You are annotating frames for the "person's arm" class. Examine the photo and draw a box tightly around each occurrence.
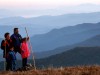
[18,34,22,42]
[26,37,29,41]
[19,34,22,39]
[1,40,6,50]
[20,43,25,53]
[10,35,16,44]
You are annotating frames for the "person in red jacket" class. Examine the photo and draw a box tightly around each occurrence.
[20,38,30,68]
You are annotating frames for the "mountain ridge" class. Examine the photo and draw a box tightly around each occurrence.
[31,22,100,52]
[36,47,100,67]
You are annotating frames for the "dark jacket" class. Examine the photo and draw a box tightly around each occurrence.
[1,39,13,58]
[11,34,22,48]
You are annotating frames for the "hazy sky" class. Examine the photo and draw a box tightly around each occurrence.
[0,0,100,17]
[0,0,100,9]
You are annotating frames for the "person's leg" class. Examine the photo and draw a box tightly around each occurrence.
[22,58,24,67]
[25,58,27,66]
[6,59,10,71]
[22,58,28,67]
[10,61,13,71]
[12,60,16,71]
[22,58,26,67]
[6,59,8,70]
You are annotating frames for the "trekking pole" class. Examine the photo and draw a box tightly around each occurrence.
[4,40,6,71]
[25,27,36,70]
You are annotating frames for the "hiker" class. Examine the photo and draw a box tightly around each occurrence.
[20,38,30,68]
[7,46,16,71]
[1,32,13,70]
[11,28,22,53]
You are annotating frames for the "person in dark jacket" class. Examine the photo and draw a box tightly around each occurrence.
[7,46,16,71]
[1,32,13,70]
[11,28,22,53]
[11,28,29,54]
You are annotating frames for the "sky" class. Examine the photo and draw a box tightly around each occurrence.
[0,0,100,17]
[0,0,100,9]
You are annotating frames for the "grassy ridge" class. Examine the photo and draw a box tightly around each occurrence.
[0,65,100,75]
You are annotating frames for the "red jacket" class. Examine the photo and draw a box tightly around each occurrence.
[20,42,30,58]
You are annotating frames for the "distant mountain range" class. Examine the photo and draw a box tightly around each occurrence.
[0,33,99,60]
[35,34,100,59]
[1,12,100,38]
[1,12,100,61]
[1,34,100,61]
[0,26,43,38]
[36,47,100,67]
[31,22,100,52]
[1,12,100,27]
[1,23,100,60]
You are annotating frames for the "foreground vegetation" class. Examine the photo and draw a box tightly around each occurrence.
[0,65,100,75]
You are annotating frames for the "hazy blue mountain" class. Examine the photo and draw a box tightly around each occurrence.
[35,34,100,59]
[0,38,2,42]
[1,23,100,60]
[36,47,100,67]
[0,25,50,38]
[31,22,100,52]
[1,12,100,35]
[1,12,100,27]
[1,33,100,61]
[76,35,100,46]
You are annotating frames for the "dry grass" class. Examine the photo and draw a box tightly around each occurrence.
[0,65,100,75]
